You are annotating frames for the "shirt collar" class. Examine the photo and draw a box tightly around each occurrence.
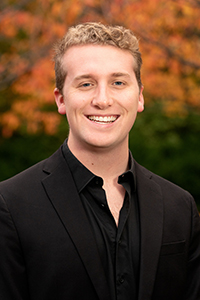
[62,140,95,192]
[118,152,136,193]
[62,139,136,193]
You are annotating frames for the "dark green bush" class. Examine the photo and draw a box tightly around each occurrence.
[0,103,199,208]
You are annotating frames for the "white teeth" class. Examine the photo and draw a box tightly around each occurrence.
[88,116,117,123]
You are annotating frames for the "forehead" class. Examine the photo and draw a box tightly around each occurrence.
[62,44,136,77]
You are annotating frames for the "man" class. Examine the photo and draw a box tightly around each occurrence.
[0,22,200,300]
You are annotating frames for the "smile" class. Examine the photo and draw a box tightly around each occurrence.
[87,115,118,124]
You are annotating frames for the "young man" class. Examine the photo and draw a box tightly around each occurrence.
[0,22,200,300]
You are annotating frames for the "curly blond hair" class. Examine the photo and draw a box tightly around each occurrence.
[53,22,142,93]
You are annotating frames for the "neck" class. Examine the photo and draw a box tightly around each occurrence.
[67,138,129,180]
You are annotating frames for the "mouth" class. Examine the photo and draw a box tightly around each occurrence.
[87,115,119,124]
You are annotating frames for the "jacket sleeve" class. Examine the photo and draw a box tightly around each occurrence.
[0,194,29,300]
[184,197,200,300]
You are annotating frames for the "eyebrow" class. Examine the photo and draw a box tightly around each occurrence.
[74,72,131,81]
[74,74,93,81]
[110,72,131,78]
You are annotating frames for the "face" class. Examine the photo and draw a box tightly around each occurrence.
[54,45,144,152]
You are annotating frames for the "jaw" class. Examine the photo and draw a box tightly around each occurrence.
[67,110,135,153]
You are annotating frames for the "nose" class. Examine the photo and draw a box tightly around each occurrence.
[91,85,113,109]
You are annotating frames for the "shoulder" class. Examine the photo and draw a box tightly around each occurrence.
[0,145,65,195]
[134,160,194,202]
[134,160,200,228]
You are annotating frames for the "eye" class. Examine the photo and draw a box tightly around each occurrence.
[82,82,92,87]
[77,82,94,90]
[113,81,124,86]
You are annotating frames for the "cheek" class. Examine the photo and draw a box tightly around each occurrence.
[64,101,82,125]
[122,96,139,113]
[66,90,88,108]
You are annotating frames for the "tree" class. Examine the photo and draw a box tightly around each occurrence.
[0,0,200,137]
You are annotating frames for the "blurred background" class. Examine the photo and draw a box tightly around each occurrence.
[0,0,200,208]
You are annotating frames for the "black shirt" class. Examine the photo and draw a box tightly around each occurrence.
[62,141,140,300]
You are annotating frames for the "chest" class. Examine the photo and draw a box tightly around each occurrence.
[104,185,126,225]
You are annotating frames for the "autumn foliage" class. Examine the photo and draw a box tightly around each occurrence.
[0,0,200,137]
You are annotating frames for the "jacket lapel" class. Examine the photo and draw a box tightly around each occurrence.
[40,148,163,300]
[135,162,164,300]
[41,148,110,300]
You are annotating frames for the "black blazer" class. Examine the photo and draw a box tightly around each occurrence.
[0,145,200,300]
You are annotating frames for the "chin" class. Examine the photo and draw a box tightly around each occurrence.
[83,138,112,149]
[86,138,125,151]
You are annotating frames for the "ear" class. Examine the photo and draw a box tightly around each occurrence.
[137,86,144,113]
[54,88,66,115]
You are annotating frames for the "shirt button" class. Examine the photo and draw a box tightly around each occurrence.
[118,276,124,285]
[101,203,105,208]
